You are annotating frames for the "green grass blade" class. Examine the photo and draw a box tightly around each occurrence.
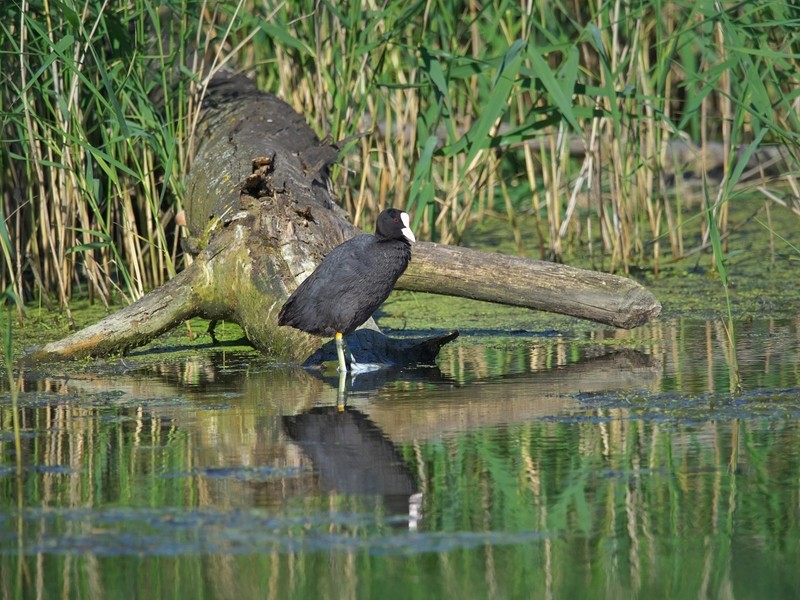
[526,43,581,132]
[407,135,438,230]
[445,39,526,163]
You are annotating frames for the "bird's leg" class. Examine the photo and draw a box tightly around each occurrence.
[335,332,348,373]
[336,369,347,411]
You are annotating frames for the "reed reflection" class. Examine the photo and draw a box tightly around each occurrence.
[2,318,799,600]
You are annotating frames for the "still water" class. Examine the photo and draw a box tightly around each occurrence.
[1,317,799,599]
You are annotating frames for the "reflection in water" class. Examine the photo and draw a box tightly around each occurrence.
[283,407,421,529]
[1,317,799,598]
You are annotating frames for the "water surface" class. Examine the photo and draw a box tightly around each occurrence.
[2,317,799,598]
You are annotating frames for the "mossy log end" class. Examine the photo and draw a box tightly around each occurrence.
[25,72,661,364]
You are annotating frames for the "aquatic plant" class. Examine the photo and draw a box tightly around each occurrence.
[1,0,798,309]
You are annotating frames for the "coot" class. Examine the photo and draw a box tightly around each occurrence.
[278,208,416,372]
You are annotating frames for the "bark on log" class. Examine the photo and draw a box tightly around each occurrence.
[401,244,658,329]
[26,71,661,364]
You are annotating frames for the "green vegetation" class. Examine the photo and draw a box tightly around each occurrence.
[3,4,799,595]
[1,0,798,317]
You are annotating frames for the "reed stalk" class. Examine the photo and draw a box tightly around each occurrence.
[0,0,797,308]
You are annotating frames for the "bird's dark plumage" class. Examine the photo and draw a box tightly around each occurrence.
[278,208,415,340]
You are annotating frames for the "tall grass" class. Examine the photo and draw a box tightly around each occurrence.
[0,0,197,319]
[1,0,798,312]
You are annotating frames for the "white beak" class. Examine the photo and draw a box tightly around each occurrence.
[400,211,416,243]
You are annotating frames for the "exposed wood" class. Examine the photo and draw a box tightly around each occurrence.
[400,243,659,329]
[28,268,202,361]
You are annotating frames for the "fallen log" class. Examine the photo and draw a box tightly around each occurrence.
[402,243,657,329]
[26,71,660,364]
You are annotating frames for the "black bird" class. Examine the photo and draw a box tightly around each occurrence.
[278,208,416,372]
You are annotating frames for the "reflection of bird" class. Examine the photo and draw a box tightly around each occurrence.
[283,406,421,528]
[278,208,416,372]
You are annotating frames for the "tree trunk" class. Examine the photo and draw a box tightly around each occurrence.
[26,71,660,364]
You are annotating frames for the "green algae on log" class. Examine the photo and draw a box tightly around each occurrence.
[25,72,660,365]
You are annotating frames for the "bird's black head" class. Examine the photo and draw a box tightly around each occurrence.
[376,208,416,244]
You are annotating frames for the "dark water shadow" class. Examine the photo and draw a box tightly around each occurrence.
[306,363,453,397]
[283,406,421,528]
[124,336,253,357]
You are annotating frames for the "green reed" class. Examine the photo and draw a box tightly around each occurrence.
[1,0,798,308]
[2,293,21,475]
[0,0,197,315]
